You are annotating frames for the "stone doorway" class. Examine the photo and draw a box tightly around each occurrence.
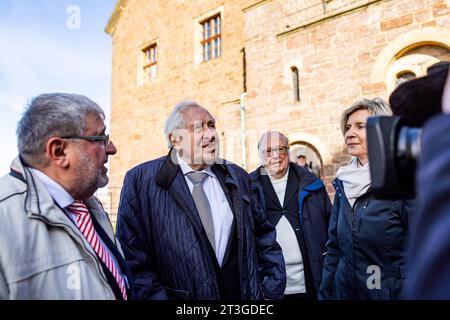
[290,141,323,178]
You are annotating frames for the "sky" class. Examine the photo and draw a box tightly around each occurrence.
[0,0,117,175]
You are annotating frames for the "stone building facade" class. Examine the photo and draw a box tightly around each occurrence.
[104,0,450,222]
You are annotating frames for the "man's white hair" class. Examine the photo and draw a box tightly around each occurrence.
[164,99,202,148]
[257,131,290,165]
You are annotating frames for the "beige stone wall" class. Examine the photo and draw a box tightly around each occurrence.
[106,0,450,221]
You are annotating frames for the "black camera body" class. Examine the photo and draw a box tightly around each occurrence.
[367,116,420,199]
[366,61,449,199]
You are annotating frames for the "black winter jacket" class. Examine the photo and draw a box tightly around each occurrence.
[319,178,414,300]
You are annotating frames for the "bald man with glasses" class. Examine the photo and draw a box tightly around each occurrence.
[250,131,331,300]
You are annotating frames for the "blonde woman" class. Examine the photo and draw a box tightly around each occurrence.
[318,98,414,300]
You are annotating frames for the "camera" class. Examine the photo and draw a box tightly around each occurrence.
[367,116,420,199]
[367,61,450,199]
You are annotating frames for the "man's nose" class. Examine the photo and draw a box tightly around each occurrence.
[203,127,216,141]
[106,140,117,155]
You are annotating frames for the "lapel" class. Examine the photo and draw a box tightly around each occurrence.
[90,210,133,296]
[333,179,354,228]
[211,163,237,267]
[156,148,197,214]
[259,167,282,209]
[282,165,299,209]
[85,197,116,241]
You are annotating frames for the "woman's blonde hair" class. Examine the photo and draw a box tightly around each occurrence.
[340,98,392,135]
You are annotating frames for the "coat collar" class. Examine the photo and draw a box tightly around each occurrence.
[9,156,111,233]
[251,163,315,209]
[283,165,299,208]
[155,148,181,190]
[259,167,282,208]
[9,156,57,219]
[156,148,239,190]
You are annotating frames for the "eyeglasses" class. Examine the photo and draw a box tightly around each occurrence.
[62,134,110,147]
[263,146,289,157]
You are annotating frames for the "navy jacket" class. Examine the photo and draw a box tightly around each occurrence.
[404,114,450,299]
[116,150,284,300]
[250,163,332,294]
[319,178,414,300]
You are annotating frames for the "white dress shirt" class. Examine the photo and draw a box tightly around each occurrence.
[177,152,234,266]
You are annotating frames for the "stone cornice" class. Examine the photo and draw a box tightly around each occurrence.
[242,0,274,13]
[105,0,129,36]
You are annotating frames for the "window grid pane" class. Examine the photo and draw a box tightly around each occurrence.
[206,42,211,60]
[205,21,210,39]
[215,16,221,36]
[217,36,221,57]
[145,50,152,64]
[214,38,218,58]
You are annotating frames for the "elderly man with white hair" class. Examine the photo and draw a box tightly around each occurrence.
[116,100,285,300]
[250,131,331,300]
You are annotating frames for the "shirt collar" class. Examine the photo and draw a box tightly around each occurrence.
[176,151,215,178]
[29,168,75,208]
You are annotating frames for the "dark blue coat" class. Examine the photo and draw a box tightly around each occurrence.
[319,178,414,300]
[250,163,332,294]
[404,114,450,299]
[116,150,284,300]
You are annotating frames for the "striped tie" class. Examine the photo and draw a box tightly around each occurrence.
[68,200,127,300]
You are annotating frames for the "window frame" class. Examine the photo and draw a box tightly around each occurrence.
[291,66,300,102]
[200,14,221,62]
[142,43,158,82]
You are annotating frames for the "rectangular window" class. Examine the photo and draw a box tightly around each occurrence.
[201,14,221,62]
[142,44,157,82]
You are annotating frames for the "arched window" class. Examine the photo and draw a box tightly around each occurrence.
[291,66,300,102]
[396,71,416,87]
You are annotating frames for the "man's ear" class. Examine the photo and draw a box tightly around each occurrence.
[169,132,182,150]
[45,137,70,168]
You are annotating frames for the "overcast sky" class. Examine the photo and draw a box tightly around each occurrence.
[0,0,116,175]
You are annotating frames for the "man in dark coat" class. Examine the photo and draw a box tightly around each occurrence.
[401,63,450,299]
[116,100,285,300]
[250,131,331,299]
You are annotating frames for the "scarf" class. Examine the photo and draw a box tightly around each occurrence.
[336,157,371,207]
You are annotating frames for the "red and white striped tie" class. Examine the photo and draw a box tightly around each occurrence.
[68,200,127,300]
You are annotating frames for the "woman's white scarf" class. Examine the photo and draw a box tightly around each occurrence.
[336,157,371,207]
